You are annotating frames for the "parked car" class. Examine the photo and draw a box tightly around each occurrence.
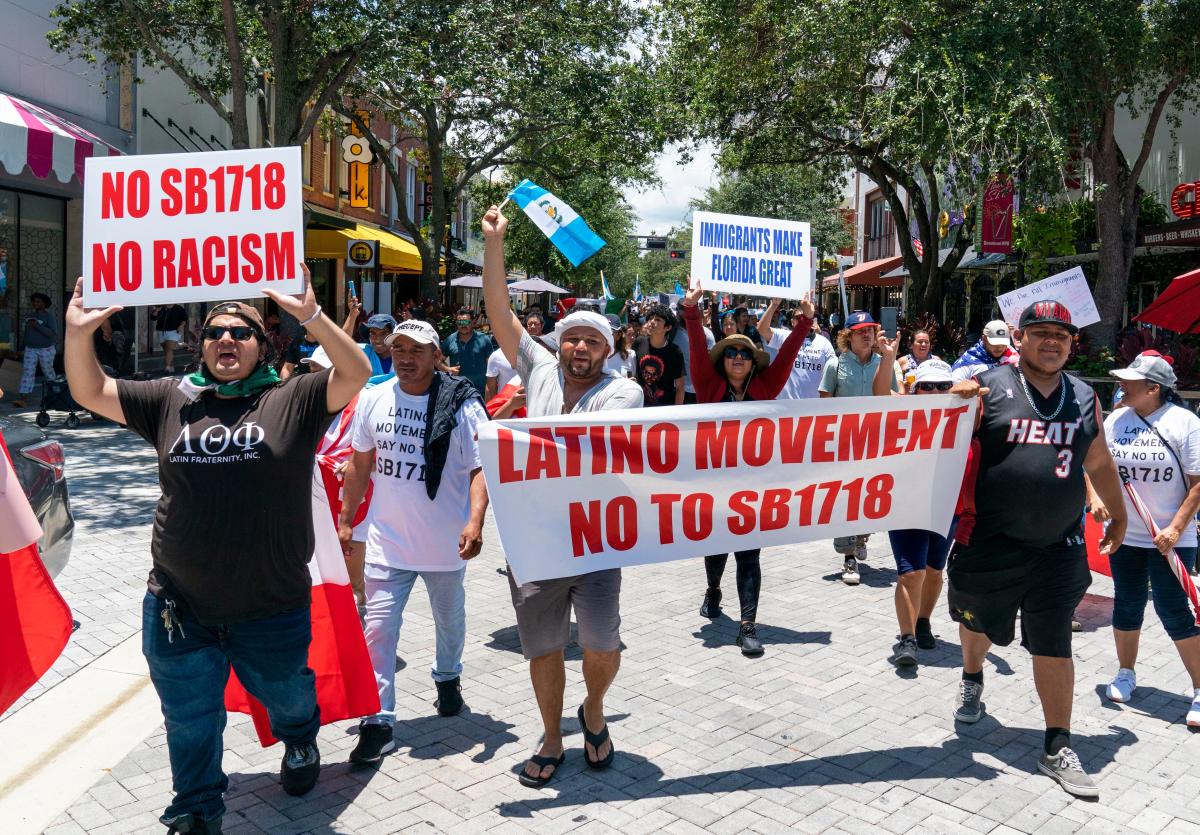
[2,416,74,577]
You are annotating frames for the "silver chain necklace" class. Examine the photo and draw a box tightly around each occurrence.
[1016,367,1067,421]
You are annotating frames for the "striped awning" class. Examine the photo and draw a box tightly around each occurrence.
[0,92,121,183]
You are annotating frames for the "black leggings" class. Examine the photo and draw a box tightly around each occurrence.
[704,549,762,622]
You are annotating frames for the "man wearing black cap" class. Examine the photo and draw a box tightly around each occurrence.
[948,299,1127,798]
[11,291,59,408]
[63,268,372,834]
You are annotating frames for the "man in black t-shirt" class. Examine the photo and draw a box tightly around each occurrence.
[64,270,371,834]
[633,303,684,407]
[948,300,1127,800]
[281,329,321,379]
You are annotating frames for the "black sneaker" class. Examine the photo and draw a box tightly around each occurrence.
[280,741,320,796]
[349,722,396,764]
[736,623,764,657]
[434,676,466,717]
[162,813,223,834]
[915,619,936,650]
[893,634,918,666]
[700,588,723,619]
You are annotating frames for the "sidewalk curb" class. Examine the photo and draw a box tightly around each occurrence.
[0,632,162,835]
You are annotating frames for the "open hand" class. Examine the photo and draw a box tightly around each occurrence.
[683,276,704,307]
[65,277,123,336]
[262,263,318,322]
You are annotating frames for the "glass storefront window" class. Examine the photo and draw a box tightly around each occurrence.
[0,188,67,353]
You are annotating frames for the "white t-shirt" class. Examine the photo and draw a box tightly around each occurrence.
[1104,403,1200,549]
[766,328,837,400]
[672,325,715,394]
[516,331,643,417]
[605,351,636,379]
[351,380,488,570]
[486,348,516,390]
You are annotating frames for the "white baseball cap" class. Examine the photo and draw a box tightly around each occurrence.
[300,346,332,369]
[384,320,440,347]
[1110,352,1177,389]
[983,320,1011,347]
[543,310,615,357]
[913,359,953,385]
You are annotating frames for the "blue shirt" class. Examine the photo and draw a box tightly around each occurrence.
[441,330,495,394]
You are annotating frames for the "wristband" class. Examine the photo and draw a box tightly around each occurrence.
[298,305,322,327]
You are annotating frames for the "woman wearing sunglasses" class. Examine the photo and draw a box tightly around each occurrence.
[64,267,372,831]
[681,281,815,656]
[879,353,959,666]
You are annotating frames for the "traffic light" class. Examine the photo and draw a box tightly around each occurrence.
[644,236,668,249]
[669,249,687,261]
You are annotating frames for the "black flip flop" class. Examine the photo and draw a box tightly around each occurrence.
[517,752,565,788]
[577,704,615,769]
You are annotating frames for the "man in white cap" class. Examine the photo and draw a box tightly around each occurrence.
[481,204,642,788]
[952,319,1016,382]
[337,319,490,765]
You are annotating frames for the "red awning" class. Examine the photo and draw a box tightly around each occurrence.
[1134,266,1200,334]
[0,92,121,183]
[820,256,904,289]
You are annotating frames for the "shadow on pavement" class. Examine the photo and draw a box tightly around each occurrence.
[350,708,523,764]
[1073,593,1113,633]
[691,616,831,650]
[494,725,1138,818]
[820,560,895,589]
[485,624,626,661]
[1092,682,1198,729]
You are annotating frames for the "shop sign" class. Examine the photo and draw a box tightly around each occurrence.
[346,239,378,269]
[1170,181,1200,219]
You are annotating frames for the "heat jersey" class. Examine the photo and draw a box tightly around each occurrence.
[965,364,1101,549]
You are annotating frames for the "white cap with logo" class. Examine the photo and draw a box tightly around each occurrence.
[1109,352,1177,389]
[384,320,441,347]
[913,359,954,384]
[983,320,1011,347]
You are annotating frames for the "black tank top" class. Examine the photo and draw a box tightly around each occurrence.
[969,364,1100,548]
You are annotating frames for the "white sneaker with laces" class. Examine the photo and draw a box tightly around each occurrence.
[1188,688,1200,728]
[1106,668,1136,703]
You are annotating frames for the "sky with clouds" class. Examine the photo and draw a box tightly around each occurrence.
[623,142,718,236]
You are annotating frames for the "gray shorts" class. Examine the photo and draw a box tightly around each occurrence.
[507,567,621,660]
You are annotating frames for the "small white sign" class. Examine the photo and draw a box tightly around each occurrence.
[82,147,305,307]
[996,266,1100,329]
[691,210,812,300]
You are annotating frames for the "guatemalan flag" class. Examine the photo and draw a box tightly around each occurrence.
[600,270,616,300]
[633,276,643,301]
[507,179,606,267]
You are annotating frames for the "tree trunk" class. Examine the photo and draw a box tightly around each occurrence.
[220,0,250,148]
[1088,130,1138,355]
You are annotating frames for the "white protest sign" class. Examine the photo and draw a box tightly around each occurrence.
[691,210,813,300]
[996,266,1100,328]
[479,395,976,583]
[83,147,304,307]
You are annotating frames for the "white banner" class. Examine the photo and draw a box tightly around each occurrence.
[82,147,305,307]
[691,210,813,300]
[479,395,977,583]
[996,266,1100,328]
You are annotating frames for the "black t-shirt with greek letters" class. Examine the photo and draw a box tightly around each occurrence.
[117,369,334,625]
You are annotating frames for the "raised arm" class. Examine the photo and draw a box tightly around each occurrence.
[481,205,523,367]
[681,286,725,402]
[754,296,813,398]
[263,263,371,413]
[64,278,126,424]
[757,297,781,344]
[874,336,903,396]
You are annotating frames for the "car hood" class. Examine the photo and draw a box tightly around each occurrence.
[0,415,46,448]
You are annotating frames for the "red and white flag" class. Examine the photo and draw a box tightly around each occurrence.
[224,400,379,745]
[0,433,72,714]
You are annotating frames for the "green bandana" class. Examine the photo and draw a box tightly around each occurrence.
[178,363,281,402]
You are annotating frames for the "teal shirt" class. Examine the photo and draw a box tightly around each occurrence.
[818,352,898,397]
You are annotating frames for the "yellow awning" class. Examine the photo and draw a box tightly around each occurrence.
[305,224,433,273]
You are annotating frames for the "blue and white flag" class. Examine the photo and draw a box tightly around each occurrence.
[600,270,615,301]
[633,275,642,301]
[507,179,606,267]
[673,281,685,296]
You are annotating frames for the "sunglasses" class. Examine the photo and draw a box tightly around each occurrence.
[202,325,257,341]
[723,347,755,360]
[914,381,953,392]
[455,318,472,324]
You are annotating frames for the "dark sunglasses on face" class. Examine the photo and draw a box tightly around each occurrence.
[203,325,257,341]
[724,347,754,360]
[914,381,953,392]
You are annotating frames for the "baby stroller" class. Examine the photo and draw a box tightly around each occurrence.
[36,373,110,429]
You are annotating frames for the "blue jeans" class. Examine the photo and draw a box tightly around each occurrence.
[363,564,466,725]
[142,593,319,822]
[1110,545,1200,641]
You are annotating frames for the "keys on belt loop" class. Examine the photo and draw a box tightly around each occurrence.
[160,598,187,643]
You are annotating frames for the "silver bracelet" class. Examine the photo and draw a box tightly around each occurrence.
[298,305,322,327]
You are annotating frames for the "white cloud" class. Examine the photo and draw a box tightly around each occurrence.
[624,142,718,235]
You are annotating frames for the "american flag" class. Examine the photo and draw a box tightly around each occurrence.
[910,231,924,257]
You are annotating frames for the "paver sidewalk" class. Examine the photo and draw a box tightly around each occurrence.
[22,421,1200,833]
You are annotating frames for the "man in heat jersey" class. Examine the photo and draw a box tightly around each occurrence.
[948,300,1126,799]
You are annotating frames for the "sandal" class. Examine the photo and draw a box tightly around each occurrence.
[577,704,615,769]
[517,751,565,788]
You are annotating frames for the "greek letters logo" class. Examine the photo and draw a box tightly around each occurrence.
[168,421,267,462]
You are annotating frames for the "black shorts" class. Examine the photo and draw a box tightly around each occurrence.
[947,537,1091,658]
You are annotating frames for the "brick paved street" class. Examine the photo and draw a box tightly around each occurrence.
[17,416,1200,833]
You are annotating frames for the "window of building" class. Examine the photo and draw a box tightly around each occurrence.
[301,136,311,187]
[325,134,336,195]
[405,159,416,222]
[864,191,895,261]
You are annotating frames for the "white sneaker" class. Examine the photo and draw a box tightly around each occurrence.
[854,538,868,562]
[1188,688,1200,728]
[842,557,860,585]
[1106,668,1136,703]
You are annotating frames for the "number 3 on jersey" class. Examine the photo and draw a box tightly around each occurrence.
[1055,449,1073,478]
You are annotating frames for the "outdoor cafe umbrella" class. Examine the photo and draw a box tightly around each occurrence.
[1135,266,1200,333]
[508,276,570,294]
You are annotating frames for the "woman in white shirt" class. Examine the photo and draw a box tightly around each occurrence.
[1090,352,1200,727]
[605,324,636,378]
